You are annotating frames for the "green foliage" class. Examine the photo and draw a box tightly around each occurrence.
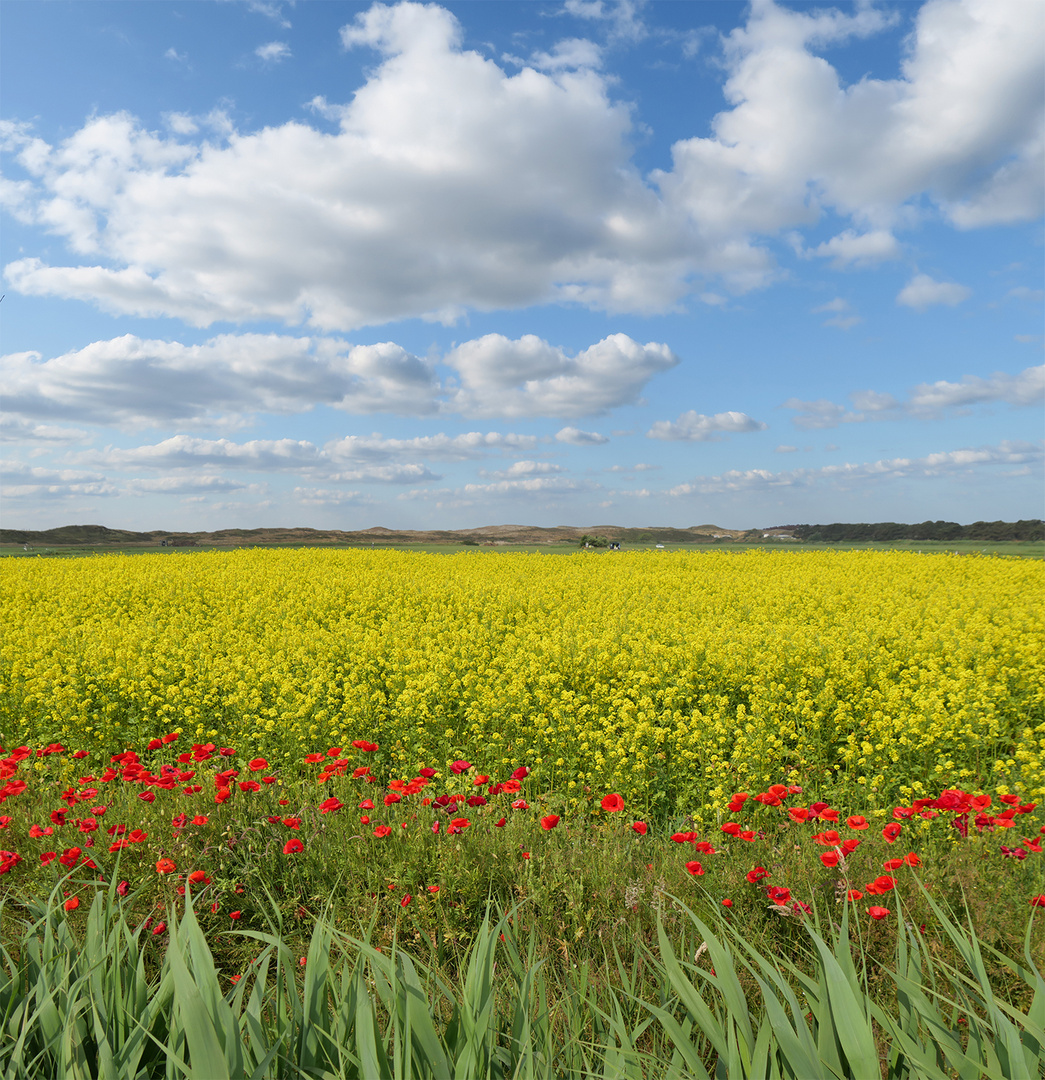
[2,881,1043,1078]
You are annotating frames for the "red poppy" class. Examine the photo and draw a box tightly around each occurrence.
[788,807,809,823]
[1030,896,1045,907]
[840,838,861,855]
[540,815,560,831]
[229,910,242,920]
[869,906,890,920]
[904,852,921,866]
[847,889,864,901]
[820,851,840,868]
[282,817,301,829]
[511,798,530,810]
[188,870,211,885]
[882,823,902,843]
[64,896,80,912]
[353,766,371,778]
[494,817,506,828]
[248,758,268,772]
[727,793,749,812]
[720,823,742,837]
[373,826,392,838]
[450,760,472,775]
[721,898,733,908]
[138,791,156,803]
[116,880,129,897]
[304,753,325,764]
[632,822,648,835]
[673,831,698,843]
[400,894,412,908]
[511,766,530,780]
[746,866,769,883]
[847,815,869,830]
[319,797,344,813]
[685,861,704,876]
[156,858,176,874]
[384,793,401,806]
[739,830,757,842]
[767,886,790,906]
[813,830,841,846]
[192,815,209,825]
[448,817,471,832]
[522,852,531,860]
[601,793,624,813]
[283,838,304,854]
[419,767,437,778]
[360,815,371,825]
[883,857,904,871]
[352,741,379,752]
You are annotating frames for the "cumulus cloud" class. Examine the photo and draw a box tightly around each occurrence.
[481,461,566,479]
[528,38,602,71]
[783,364,1043,428]
[555,426,609,445]
[562,0,647,44]
[0,415,89,444]
[811,229,901,267]
[1,460,117,499]
[897,274,973,310]
[255,41,291,63]
[445,333,677,417]
[3,1,1039,328]
[667,440,1043,496]
[646,409,767,441]
[1,331,672,429]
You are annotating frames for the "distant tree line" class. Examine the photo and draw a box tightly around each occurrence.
[776,520,1044,542]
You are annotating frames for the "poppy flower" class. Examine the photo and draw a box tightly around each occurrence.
[767,886,790,906]
[248,758,268,772]
[448,817,471,832]
[283,838,304,854]
[450,760,472,775]
[156,858,176,874]
[720,823,742,837]
[746,866,769,884]
[400,894,412,908]
[820,851,840,868]
[384,793,401,806]
[229,910,242,920]
[304,753,325,764]
[494,817,506,828]
[788,807,809,823]
[353,766,371,778]
[373,826,392,838]
[40,852,57,865]
[739,830,757,842]
[192,815,209,825]
[673,831,698,843]
[1030,896,1045,907]
[138,791,156,803]
[882,857,904,871]
[869,906,890,920]
[360,815,371,825]
[601,794,624,813]
[522,852,530,860]
[721,899,733,908]
[847,815,869,830]
[319,797,344,814]
[541,815,560,831]
[359,799,375,810]
[727,793,749,812]
[187,870,211,885]
[840,838,861,855]
[904,852,921,866]
[502,779,522,793]
[352,741,379,752]
[116,880,129,897]
[882,823,902,843]
[511,766,530,780]
[511,799,530,810]
[813,830,841,846]
[847,889,864,901]
[282,817,301,829]
[152,922,166,936]
[64,896,80,912]
[632,822,648,835]
[685,861,704,876]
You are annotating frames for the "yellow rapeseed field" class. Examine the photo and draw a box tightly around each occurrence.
[1,549,1042,820]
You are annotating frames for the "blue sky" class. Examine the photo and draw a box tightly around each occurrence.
[2,0,1042,532]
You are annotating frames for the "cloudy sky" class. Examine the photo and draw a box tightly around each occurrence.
[2,0,1042,532]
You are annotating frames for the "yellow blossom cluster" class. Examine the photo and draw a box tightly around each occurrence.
[1,548,1042,818]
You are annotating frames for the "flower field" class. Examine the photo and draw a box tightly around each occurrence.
[2,548,1044,1076]
[2,548,1043,820]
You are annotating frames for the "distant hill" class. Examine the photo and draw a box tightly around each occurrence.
[1,523,747,547]
[3,520,1040,547]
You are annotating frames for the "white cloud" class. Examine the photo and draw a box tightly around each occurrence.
[293,487,369,507]
[784,365,1043,427]
[255,41,291,63]
[529,38,602,71]
[908,365,1044,410]
[646,410,767,441]
[4,1,1037,331]
[164,47,188,63]
[2,331,671,429]
[667,440,1043,496]
[0,460,118,499]
[0,416,89,444]
[555,426,609,445]
[482,460,566,479]
[562,0,647,43]
[126,475,249,495]
[812,229,901,268]
[246,1,291,29]
[897,273,972,310]
[775,444,798,453]
[445,333,677,417]
[401,475,598,500]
